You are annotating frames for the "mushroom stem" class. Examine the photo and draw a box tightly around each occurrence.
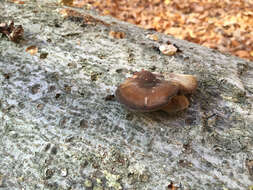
[161,95,189,113]
[168,73,197,94]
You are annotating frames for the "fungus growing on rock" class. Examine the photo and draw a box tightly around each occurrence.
[115,70,197,113]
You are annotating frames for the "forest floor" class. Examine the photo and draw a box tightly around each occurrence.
[66,0,253,61]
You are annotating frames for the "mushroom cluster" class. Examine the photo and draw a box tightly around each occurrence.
[115,70,197,113]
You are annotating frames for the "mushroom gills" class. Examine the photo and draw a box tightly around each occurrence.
[161,95,189,113]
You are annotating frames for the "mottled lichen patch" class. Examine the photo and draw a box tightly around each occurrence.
[103,170,122,190]
[0,0,252,190]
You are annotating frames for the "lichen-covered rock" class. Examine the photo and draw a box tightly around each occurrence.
[0,1,253,190]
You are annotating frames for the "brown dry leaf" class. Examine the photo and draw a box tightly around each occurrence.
[167,182,178,190]
[109,31,125,39]
[0,21,24,42]
[68,0,253,61]
[10,0,25,4]
[235,50,249,58]
[9,25,24,42]
[26,46,38,55]
[59,0,74,6]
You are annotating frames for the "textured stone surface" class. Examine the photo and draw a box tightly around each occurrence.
[0,1,253,190]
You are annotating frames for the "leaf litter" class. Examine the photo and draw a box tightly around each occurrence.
[63,0,253,61]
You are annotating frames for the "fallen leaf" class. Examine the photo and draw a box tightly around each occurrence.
[70,0,253,61]
[109,30,125,39]
[26,46,38,55]
[11,0,25,4]
[235,50,249,58]
[59,0,74,6]
[167,182,178,190]
[0,21,24,42]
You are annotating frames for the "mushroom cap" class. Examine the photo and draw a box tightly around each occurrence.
[116,70,179,112]
[168,73,197,94]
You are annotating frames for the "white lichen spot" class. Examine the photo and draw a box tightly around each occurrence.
[84,179,93,188]
[128,162,150,182]
[159,44,177,55]
[146,34,159,41]
[103,170,122,190]
[128,163,146,175]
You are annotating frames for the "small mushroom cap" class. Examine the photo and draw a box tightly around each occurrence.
[116,70,179,112]
[161,95,189,113]
[168,73,197,94]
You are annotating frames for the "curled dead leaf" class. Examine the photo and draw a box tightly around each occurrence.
[11,0,25,4]
[59,0,74,6]
[167,182,179,190]
[109,30,125,39]
[26,46,38,55]
[0,21,24,42]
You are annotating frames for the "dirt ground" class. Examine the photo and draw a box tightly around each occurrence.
[68,0,253,61]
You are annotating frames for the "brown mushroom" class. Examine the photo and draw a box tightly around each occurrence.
[115,70,197,113]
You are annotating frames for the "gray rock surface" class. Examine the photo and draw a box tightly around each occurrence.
[0,0,253,189]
